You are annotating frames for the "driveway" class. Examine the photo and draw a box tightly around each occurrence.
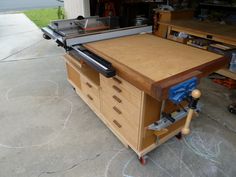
[0,0,63,12]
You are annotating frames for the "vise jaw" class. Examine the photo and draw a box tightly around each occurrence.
[168,77,198,104]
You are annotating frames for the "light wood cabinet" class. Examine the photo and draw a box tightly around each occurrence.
[63,33,229,161]
[64,54,187,157]
[100,74,142,149]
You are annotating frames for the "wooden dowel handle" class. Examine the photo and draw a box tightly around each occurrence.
[182,109,194,135]
[182,89,201,135]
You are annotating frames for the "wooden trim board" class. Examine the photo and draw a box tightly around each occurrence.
[158,20,236,46]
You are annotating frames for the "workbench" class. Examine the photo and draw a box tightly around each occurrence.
[64,34,228,162]
[157,20,236,80]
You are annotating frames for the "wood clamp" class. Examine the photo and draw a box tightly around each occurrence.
[181,89,201,135]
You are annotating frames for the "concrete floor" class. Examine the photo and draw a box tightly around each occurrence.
[0,14,236,177]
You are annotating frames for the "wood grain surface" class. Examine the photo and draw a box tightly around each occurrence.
[158,20,236,45]
[84,34,227,99]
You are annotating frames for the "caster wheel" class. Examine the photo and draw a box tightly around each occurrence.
[175,132,182,140]
[228,103,236,114]
[139,155,148,165]
[72,87,76,91]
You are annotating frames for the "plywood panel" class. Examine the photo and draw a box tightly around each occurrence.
[85,34,222,83]
[159,20,236,46]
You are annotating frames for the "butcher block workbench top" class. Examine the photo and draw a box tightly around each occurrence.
[84,34,228,100]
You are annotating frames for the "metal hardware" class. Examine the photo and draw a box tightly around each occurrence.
[113,106,122,115]
[75,47,108,71]
[42,17,152,78]
[113,120,122,128]
[112,85,122,93]
[112,95,122,103]
[159,100,166,120]
[67,26,152,46]
[169,77,198,104]
[71,46,116,78]
[162,112,175,123]
[148,104,202,131]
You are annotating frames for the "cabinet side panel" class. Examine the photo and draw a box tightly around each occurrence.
[66,62,81,90]
[139,94,162,151]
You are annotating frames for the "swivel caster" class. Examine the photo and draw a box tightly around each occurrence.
[138,155,148,165]
[175,132,182,140]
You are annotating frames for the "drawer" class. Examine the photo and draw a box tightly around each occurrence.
[100,75,142,108]
[101,99,139,148]
[81,75,99,98]
[82,88,100,110]
[101,90,140,128]
[81,76,100,110]
[66,62,81,90]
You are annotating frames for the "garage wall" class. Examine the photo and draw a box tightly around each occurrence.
[64,0,90,18]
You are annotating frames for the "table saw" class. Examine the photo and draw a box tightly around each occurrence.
[42,16,229,164]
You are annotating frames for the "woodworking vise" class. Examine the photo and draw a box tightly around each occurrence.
[148,77,201,137]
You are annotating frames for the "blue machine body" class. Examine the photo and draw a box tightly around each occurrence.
[169,77,198,104]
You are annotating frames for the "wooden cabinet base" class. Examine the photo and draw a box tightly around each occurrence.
[64,54,188,158]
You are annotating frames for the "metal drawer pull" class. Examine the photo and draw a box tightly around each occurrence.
[112,85,122,93]
[113,77,122,84]
[86,82,92,88]
[113,106,122,114]
[87,94,93,101]
[112,95,122,103]
[113,120,122,128]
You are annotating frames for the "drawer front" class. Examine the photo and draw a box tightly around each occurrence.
[82,88,100,110]
[66,62,81,89]
[81,76,100,109]
[101,99,139,148]
[100,75,141,108]
[81,75,99,98]
[101,89,140,128]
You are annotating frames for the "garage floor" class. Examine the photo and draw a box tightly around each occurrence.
[0,14,236,177]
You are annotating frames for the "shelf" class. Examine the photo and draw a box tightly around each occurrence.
[216,68,236,80]
[199,3,236,8]
[64,54,100,86]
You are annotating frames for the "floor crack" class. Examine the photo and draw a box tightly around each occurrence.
[203,112,236,134]
[0,39,43,62]
[37,150,111,177]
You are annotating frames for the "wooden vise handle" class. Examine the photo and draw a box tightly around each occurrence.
[181,89,201,135]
